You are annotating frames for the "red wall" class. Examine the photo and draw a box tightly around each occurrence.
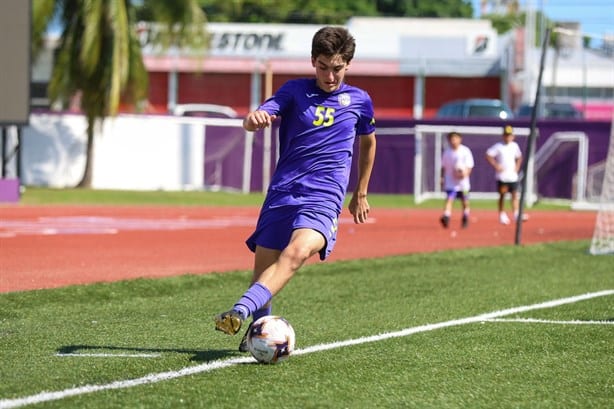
[178,73,252,111]
[424,76,501,118]
[350,76,414,119]
[146,71,501,119]
[146,72,168,113]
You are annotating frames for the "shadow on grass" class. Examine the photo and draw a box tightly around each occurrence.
[57,344,240,362]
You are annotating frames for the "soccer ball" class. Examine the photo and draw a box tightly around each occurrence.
[454,165,465,179]
[247,315,295,364]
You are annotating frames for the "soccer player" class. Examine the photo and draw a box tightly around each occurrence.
[214,26,377,351]
[485,125,527,225]
[439,131,474,228]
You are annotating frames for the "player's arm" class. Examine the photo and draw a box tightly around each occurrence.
[465,150,475,177]
[485,153,500,171]
[349,132,376,224]
[515,156,523,173]
[440,165,445,187]
[243,110,277,132]
[440,156,449,186]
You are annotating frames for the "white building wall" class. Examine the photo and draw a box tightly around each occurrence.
[21,114,213,190]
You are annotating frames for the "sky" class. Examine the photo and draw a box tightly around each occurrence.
[472,0,614,39]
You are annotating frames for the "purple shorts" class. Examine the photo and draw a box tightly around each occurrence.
[445,190,469,201]
[245,200,340,261]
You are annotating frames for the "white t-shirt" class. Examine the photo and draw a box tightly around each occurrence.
[442,144,474,191]
[486,141,522,182]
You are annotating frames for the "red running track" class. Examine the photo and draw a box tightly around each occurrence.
[0,205,596,293]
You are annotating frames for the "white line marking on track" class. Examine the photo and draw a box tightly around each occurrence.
[0,216,371,237]
[0,216,256,237]
[1,289,612,409]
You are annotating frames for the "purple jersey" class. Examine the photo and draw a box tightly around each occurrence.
[246,78,375,258]
[259,78,375,211]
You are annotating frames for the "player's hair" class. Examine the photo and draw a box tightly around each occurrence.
[447,131,462,140]
[311,26,356,63]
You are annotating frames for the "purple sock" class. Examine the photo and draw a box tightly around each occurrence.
[252,303,272,322]
[232,283,272,320]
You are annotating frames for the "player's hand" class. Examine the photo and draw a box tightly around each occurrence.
[243,110,277,131]
[348,194,370,224]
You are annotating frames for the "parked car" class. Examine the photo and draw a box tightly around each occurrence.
[172,103,238,118]
[516,102,583,119]
[435,98,513,119]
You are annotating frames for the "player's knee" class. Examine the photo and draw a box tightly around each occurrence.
[281,243,311,269]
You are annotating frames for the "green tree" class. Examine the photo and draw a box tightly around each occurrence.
[481,9,561,48]
[194,0,472,23]
[32,0,207,188]
[376,0,473,18]
[483,11,523,35]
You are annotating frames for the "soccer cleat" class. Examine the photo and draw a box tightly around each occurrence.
[461,214,469,228]
[440,215,450,228]
[499,212,511,225]
[238,322,253,352]
[214,310,244,336]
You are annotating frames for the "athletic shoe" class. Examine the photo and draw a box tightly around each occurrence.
[214,310,243,336]
[499,212,511,225]
[461,214,469,228]
[440,215,450,228]
[515,213,530,222]
[238,322,253,352]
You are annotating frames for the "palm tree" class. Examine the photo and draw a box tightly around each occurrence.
[32,0,208,187]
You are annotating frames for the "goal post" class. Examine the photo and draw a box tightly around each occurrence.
[589,119,614,255]
[413,124,535,205]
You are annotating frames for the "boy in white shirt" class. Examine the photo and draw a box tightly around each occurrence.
[440,131,474,228]
[485,125,527,225]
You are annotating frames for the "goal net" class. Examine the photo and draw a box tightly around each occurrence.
[589,121,614,255]
[413,124,535,204]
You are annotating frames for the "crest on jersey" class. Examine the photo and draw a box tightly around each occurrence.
[338,93,351,107]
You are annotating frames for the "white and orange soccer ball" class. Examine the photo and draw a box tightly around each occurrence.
[247,315,295,364]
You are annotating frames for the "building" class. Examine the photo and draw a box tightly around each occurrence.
[138,18,503,119]
[33,17,614,120]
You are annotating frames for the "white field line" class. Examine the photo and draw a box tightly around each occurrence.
[1,289,612,409]
[292,289,614,356]
[486,318,614,325]
[55,353,161,358]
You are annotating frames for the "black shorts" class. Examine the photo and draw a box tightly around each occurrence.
[497,181,518,193]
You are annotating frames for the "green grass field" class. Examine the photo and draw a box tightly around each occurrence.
[2,189,610,408]
[1,240,612,408]
[18,187,571,210]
